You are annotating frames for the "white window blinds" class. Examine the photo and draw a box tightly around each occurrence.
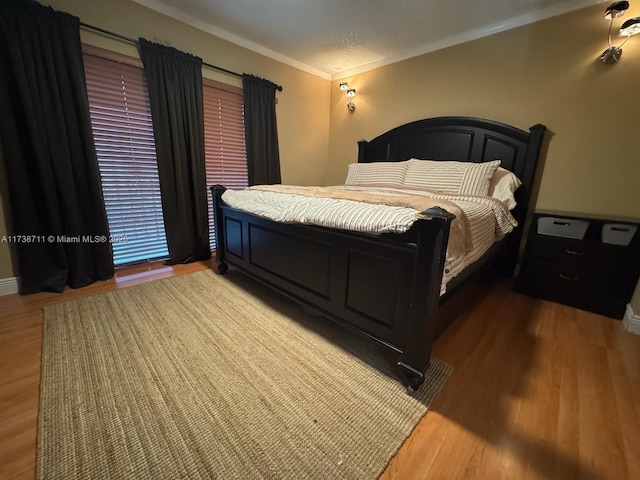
[83,46,169,266]
[203,79,248,249]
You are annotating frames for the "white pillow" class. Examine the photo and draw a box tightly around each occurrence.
[345,161,408,186]
[488,167,522,209]
[404,159,500,196]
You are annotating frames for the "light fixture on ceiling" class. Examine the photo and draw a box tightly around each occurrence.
[600,1,640,63]
[339,82,356,111]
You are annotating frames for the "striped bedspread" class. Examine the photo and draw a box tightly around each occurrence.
[220,184,517,293]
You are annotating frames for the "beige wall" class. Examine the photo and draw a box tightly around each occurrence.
[327,4,640,223]
[0,0,331,278]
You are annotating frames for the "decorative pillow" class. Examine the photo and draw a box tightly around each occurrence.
[344,161,408,186]
[403,159,501,196]
[488,167,522,210]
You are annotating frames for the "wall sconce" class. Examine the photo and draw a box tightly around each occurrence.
[339,82,356,111]
[600,1,640,63]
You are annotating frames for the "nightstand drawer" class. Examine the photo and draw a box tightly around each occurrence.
[522,259,624,298]
[519,260,631,317]
[528,234,628,268]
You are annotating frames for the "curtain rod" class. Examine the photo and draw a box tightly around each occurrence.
[79,22,283,91]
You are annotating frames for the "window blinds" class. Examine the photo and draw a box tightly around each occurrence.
[83,50,169,266]
[83,47,248,262]
[203,79,248,249]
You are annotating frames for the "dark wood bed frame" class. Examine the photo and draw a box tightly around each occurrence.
[211,116,546,389]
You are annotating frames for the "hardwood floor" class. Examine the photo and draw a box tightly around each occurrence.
[1,261,639,479]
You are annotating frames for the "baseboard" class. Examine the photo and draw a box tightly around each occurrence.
[623,304,640,336]
[0,276,18,296]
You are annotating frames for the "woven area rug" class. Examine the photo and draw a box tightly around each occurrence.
[38,269,452,479]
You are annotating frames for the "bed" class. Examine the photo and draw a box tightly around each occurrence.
[210,116,546,389]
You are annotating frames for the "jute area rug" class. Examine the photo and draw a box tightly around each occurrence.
[38,269,452,479]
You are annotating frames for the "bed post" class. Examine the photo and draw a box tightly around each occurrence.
[501,123,547,276]
[357,140,368,163]
[210,185,228,274]
[399,206,455,391]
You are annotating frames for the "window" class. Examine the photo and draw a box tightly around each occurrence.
[83,46,169,266]
[203,79,248,249]
[83,46,247,262]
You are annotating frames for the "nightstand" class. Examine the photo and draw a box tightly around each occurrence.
[515,212,640,319]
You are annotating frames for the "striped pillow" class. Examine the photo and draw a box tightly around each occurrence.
[344,161,408,186]
[404,159,501,196]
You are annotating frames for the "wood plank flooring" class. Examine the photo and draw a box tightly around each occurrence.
[1,260,638,479]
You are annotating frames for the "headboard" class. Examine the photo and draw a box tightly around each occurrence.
[357,116,547,272]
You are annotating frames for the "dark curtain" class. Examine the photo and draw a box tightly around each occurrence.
[242,74,281,185]
[138,39,210,264]
[0,0,114,294]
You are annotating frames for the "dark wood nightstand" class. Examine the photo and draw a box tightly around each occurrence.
[515,212,640,319]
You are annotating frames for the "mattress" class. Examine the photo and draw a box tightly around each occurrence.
[221,184,517,294]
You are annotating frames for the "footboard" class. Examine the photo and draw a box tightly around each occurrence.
[211,185,453,389]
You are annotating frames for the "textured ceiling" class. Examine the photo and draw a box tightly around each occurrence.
[131,0,604,79]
